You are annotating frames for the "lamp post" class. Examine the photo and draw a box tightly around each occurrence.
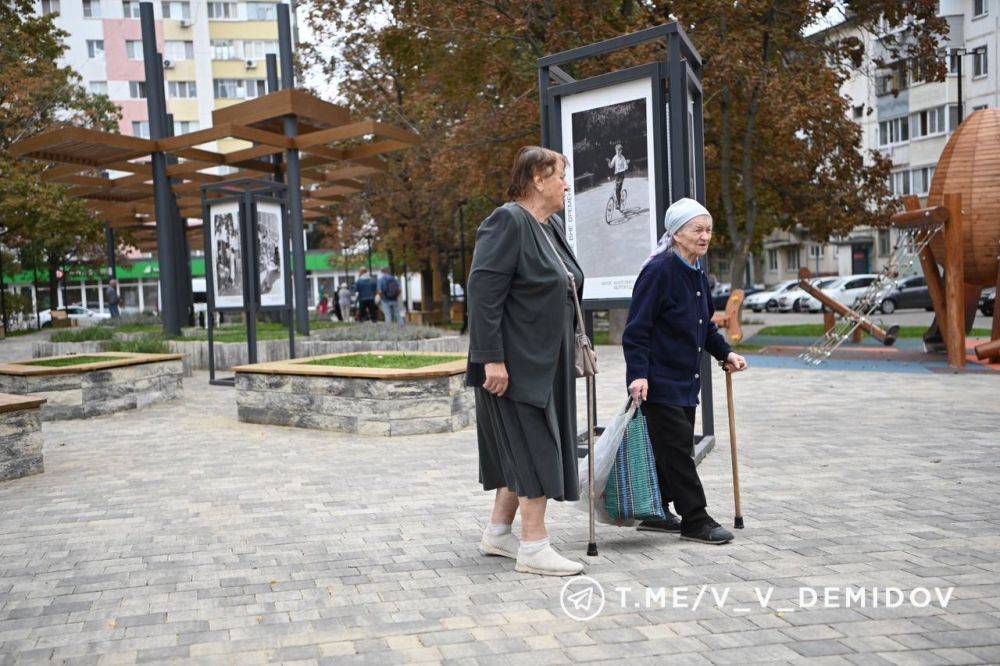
[364,233,374,274]
[944,46,984,125]
[398,221,409,312]
[0,226,8,334]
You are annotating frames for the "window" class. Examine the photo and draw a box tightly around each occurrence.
[846,277,875,289]
[174,120,200,134]
[912,166,935,195]
[207,2,237,19]
[890,170,911,196]
[973,103,989,111]
[125,40,144,61]
[213,78,266,99]
[876,63,907,95]
[164,40,194,60]
[131,121,150,139]
[86,40,105,59]
[809,244,824,259]
[949,104,960,130]
[162,1,190,19]
[974,0,988,17]
[89,80,108,95]
[246,2,276,20]
[948,51,960,74]
[211,40,238,60]
[878,229,891,257]
[167,81,197,98]
[83,0,101,17]
[767,249,778,271]
[785,247,800,270]
[852,105,864,119]
[243,40,278,60]
[128,81,147,99]
[973,47,988,77]
[910,106,946,138]
[878,116,909,146]
[122,0,140,17]
[40,0,60,14]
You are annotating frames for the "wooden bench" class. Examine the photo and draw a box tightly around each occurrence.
[0,392,47,481]
[711,289,745,344]
[407,309,445,326]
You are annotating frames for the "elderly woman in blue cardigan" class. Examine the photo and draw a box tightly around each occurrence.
[622,198,748,545]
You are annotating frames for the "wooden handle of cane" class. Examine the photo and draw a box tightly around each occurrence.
[724,366,744,528]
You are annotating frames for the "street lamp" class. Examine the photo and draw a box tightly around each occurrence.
[363,233,374,274]
[942,46,985,125]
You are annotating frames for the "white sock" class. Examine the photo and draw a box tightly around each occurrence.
[519,537,550,555]
[485,522,512,537]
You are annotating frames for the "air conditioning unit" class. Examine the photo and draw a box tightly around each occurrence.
[180,19,192,28]
[244,59,257,69]
[162,59,174,69]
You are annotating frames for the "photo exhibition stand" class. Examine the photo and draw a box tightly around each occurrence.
[201,179,296,386]
[538,23,714,456]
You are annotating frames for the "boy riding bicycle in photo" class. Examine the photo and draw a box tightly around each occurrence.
[606,143,630,211]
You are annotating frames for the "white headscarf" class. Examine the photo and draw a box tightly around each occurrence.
[641,197,712,269]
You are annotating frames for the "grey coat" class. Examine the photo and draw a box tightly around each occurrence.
[465,203,584,408]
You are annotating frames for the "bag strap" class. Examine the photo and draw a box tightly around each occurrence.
[533,214,589,336]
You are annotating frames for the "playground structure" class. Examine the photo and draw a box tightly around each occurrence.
[801,109,1000,368]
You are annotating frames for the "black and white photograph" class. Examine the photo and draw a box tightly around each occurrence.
[560,77,658,300]
[255,201,286,307]
[209,201,243,309]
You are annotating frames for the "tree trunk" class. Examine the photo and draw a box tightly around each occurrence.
[46,252,60,309]
[729,239,751,291]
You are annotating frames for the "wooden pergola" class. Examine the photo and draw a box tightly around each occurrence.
[12,89,417,249]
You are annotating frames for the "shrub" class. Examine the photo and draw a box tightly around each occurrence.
[51,327,115,342]
[103,335,170,354]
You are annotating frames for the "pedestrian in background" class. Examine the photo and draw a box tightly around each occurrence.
[353,268,379,322]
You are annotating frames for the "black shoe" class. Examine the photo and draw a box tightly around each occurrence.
[637,510,682,533]
[680,519,734,545]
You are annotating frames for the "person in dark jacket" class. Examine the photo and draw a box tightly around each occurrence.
[623,197,748,545]
[466,146,585,576]
[353,268,378,322]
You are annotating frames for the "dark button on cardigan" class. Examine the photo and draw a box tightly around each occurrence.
[622,251,732,407]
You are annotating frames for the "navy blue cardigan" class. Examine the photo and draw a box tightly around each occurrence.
[622,251,733,407]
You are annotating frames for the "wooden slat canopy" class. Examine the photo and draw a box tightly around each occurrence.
[9,89,418,252]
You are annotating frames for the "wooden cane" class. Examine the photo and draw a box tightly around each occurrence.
[586,374,598,556]
[722,364,745,529]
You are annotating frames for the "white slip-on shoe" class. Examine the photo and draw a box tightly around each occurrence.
[514,544,585,576]
[479,533,519,559]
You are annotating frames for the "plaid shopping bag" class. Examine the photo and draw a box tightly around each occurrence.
[604,406,666,521]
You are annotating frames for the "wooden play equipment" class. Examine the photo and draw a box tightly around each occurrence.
[711,289,745,344]
[891,109,1000,367]
[798,269,900,346]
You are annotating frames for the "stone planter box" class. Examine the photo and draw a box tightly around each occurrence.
[0,393,46,481]
[234,352,474,436]
[33,334,467,374]
[0,353,183,421]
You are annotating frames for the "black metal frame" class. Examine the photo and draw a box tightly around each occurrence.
[200,179,295,386]
[537,22,715,440]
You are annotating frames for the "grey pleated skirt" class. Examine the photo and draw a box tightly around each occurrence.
[475,296,579,502]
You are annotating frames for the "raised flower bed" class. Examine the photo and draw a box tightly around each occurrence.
[234,352,474,436]
[0,352,184,421]
[0,393,47,481]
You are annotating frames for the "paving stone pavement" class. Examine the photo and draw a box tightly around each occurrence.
[0,344,998,665]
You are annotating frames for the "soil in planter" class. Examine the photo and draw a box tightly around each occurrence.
[302,353,465,369]
[22,355,122,368]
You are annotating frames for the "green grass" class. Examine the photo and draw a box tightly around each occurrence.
[50,327,116,342]
[4,328,40,337]
[23,355,120,367]
[756,324,992,339]
[103,336,170,354]
[593,330,610,345]
[302,353,465,369]
[732,343,765,353]
[108,323,163,334]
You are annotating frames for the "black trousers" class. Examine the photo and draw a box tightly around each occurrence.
[643,402,710,530]
[358,299,378,322]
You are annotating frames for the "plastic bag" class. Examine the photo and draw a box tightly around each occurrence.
[576,398,639,527]
[605,407,667,521]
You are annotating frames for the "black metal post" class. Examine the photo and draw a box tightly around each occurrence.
[0,235,7,334]
[105,222,117,279]
[956,49,964,124]
[164,113,194,326]
[458,204,468,334]
[242,193,259,364]
[140,1,180,336]
[365,235,374,273]
[277,5,309,335]
[32,260,40,330]
[265,53,280,93]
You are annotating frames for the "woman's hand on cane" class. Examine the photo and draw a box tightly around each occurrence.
[483,362,509,396]
[723,352,748,373]
[628,378,648,403]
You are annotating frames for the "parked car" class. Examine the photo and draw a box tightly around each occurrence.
[711,283,765,310]
[744,280,799,313]
[982,287,996,317]
[794,277,842,313]
[878,275,933,314]
[37,306,111,328]
[824,274,884,309]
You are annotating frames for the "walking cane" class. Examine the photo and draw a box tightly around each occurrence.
[720,362,745,529]
[586,374,598,556]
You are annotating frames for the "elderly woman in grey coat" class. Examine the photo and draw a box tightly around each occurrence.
[465,146,585,577]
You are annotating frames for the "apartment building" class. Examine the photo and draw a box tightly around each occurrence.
[758,0,998,286]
